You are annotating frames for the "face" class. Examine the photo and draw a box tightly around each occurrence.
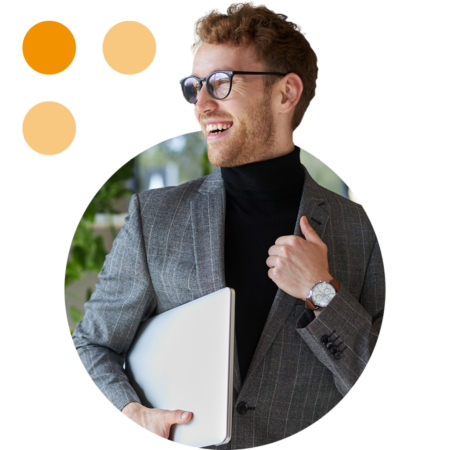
[191,42,277,167]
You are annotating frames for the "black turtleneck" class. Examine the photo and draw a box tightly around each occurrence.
[221,146,305,382]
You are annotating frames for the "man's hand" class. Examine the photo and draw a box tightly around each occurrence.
[267,216,332,300]
[122,402,193,439]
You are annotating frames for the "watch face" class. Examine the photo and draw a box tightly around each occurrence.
[312,282,336,307]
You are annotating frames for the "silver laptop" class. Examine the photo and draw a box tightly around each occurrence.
[125,287,235,447]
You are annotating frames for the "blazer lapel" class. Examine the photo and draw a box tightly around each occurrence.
[293,169,329,241]
[244,167,329,384]
[190,169,227,295]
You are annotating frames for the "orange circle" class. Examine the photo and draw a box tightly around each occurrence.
[23,102,76,155]
[23,21,76,74]
[103,21,156,74]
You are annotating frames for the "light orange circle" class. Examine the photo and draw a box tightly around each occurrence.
[103,21,156,74]
[23,102,76,155]
[23,21,76,75]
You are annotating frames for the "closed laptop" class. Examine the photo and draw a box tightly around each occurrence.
[125,287,235,447]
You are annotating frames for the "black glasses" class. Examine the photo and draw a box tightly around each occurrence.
[180,70,287,104]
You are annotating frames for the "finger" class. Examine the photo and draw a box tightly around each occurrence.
[180,411,193,422]
[266,256,277,267]
[300,216,321,244]
[272,234,303,246]
[167,409,193,425]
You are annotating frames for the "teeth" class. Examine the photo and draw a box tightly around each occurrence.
[206,123,232,132]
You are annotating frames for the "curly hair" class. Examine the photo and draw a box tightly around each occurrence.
[192,3,318,130]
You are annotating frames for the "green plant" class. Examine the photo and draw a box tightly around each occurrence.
[201,145,213,176]
[65,159,135,328]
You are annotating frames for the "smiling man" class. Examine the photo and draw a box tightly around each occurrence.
[192,42,303,167]
[73,3,385,448]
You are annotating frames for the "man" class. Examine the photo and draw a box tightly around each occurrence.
[73,3,385,448]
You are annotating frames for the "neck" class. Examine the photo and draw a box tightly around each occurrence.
[221,146,303,194]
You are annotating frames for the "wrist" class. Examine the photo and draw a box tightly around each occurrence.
[319,273,333,283]
[305,277,339,311]
[122,402,143,416]
[313,307,324,317]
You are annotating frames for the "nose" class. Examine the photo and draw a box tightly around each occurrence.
[194,82,218,115]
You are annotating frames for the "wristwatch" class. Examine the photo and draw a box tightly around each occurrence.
[305,278,340,311]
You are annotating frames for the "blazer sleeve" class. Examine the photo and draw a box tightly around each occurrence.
[72,193,157,411]
[295,237,385,396]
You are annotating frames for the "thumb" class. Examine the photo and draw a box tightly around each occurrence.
[300,216,320,243]
[166,409,193,425]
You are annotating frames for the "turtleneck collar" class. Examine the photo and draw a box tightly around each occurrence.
[221,146,304,195]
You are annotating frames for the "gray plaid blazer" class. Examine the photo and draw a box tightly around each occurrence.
[73,165,385,449]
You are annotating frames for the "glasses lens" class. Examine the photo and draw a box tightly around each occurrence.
[182,73,231,103]
[183,77,200,104]
[208,72,231,99]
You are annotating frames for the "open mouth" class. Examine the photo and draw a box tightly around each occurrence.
[206,122,233,136]
[208,124,233,138]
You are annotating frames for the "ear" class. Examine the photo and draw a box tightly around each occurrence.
[278,73,303,114]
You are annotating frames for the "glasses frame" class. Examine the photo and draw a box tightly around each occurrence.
[179,70,287,104]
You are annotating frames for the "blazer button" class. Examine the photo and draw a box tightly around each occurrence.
[321,335,329,344]
[330,347,337,354]
[334,351,342,360]
[237,402,249,415]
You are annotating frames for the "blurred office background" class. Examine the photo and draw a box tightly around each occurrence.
[65,131,355,331]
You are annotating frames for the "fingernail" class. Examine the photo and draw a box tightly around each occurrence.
[304,216,309,224]
[181,412,189,420]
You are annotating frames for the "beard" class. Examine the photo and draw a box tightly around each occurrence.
[205,92,276,168]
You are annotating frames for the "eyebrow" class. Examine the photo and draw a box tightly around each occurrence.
[190,68,235,77]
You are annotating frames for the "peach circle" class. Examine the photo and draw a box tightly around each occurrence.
[23,102,76,155]
[103,21,156,74]
[23,21,76,75]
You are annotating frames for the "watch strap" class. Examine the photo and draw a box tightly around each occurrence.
[305,298,319,311]
[329,278,340,292]
[305,278,340,310]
